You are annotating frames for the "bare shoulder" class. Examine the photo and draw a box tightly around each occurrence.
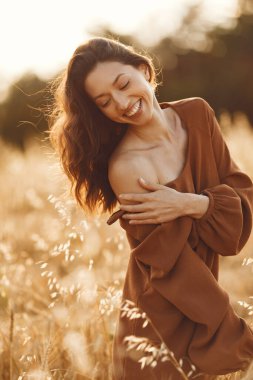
[108,152,157,206]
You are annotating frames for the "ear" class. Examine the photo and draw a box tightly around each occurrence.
[138,63,150,81]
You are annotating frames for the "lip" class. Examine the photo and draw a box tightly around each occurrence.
[124,98,142,118]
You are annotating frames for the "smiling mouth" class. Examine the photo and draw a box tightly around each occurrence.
[124,98,142,118]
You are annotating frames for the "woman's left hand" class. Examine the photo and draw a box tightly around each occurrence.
[119,177,188,224]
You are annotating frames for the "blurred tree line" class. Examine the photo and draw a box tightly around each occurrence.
[0,0,252,150]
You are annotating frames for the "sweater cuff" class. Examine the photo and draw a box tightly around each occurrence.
[198,189,215,221]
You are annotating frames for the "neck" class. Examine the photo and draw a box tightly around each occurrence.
[125,96,176,146]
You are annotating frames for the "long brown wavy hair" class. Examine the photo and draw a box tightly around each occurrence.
[46,36,160,215]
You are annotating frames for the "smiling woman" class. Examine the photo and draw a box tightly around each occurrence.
[83,60,153,123]
[46,36,253,380]
[46,36,159,216]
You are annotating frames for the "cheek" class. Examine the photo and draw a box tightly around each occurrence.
[139,85,154,104]
[102,108,118,121]
[97,104,112,115]
[145,82,154,96]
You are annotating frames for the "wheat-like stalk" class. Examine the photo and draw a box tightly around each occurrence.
[1,130,253,379]
[9,300,14,380]
[120,299,201,379]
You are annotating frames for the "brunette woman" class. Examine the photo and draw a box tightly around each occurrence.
[48,36,253,380]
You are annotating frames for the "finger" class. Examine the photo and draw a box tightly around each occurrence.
[119,193,149,203]
[120,202,155,212]
[123,212,159,223]
[138,177,169,190]
[129,218,160,225]
[123,212,156,220]
[128,213,175,224]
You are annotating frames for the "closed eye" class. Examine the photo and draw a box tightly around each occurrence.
[101,100,110,108]
[120,81,129,90]
[101,81,130,108]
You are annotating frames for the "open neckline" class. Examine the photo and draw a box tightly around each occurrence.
[158,101,190,187]
[107,101,191,225]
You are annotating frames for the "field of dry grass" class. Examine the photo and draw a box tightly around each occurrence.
[1,110,253,379]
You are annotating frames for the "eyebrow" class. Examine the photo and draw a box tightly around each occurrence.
[93,73,126,100]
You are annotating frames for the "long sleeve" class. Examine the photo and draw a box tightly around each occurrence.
[119,216,253,375]
[107,98,253,379]
[195,100,253,256]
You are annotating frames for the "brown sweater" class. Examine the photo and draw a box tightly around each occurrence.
[106,97,253,380]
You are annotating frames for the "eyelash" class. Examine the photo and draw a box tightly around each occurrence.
[101,81,130,108]
[120,81,129,90]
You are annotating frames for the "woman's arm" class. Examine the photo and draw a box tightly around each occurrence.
[108,155,185,227]
[195,99,253,256]
[108,98,253,256]
[118,213,253,374]
[177,191,210,219]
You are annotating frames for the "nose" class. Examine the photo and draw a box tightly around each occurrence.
[114,94,129,112]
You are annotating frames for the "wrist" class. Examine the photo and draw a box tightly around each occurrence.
[181,193,210,219]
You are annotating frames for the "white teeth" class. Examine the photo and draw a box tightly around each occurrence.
[125,99,141,117]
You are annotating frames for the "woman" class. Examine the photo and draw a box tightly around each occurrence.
[48,36,253,379]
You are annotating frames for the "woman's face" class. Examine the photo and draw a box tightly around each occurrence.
[83,61,155,125]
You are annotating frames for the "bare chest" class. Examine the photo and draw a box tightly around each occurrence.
[144,125,188,185]
[111,111,188,186]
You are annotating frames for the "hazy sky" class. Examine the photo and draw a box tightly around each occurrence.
[0,0,238,99]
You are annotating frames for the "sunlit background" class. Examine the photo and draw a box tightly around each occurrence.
[1,0,253,379]
[0,0,241,99]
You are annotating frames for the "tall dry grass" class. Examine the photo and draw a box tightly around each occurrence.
[0,110,253,379]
